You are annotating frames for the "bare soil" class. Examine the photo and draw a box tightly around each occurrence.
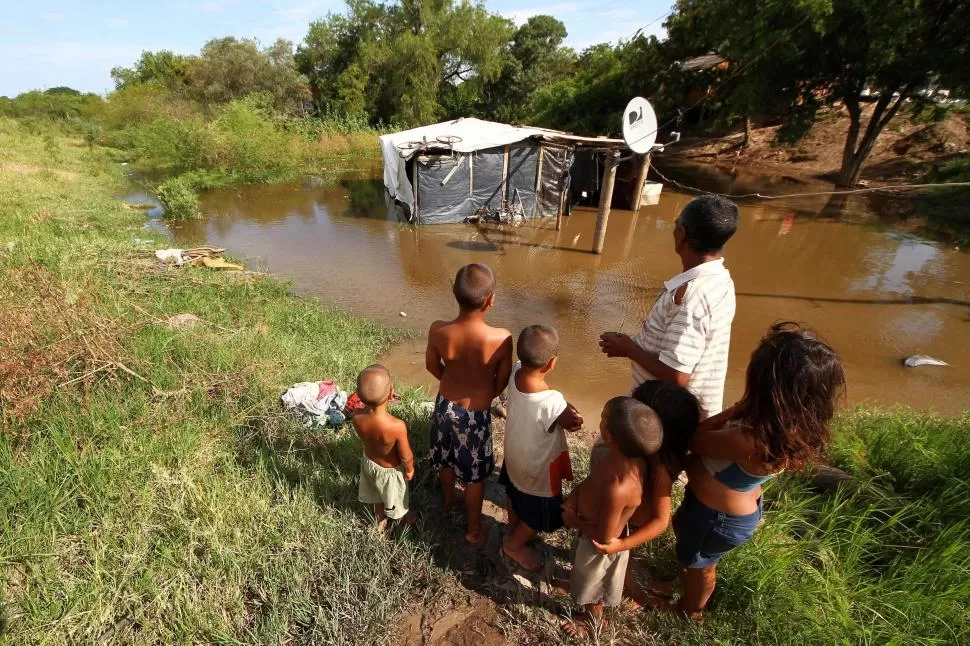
[667,105,970,185]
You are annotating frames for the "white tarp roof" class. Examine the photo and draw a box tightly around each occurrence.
[379,118,548,208]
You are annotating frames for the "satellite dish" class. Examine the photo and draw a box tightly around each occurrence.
[622,97,658,154]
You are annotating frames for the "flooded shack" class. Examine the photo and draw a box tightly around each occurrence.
[379,118,655,251]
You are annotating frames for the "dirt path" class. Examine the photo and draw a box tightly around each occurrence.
[392,405,659,645]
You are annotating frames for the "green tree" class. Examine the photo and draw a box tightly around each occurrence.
[110,50,189,91]
[667,0,970,186]
[187,37,311,115]
[474,15,575,123]
[529,34,672,135]
[297,0,511,126]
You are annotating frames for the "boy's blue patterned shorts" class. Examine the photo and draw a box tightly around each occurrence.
[429,393,494,484]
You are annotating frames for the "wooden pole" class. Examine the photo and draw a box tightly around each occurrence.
[630,153,651,212]
[592,151,619,254]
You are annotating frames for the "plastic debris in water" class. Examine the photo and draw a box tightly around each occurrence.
[903,355,949,368]
[399,311,407,317]
[779,212,795,236]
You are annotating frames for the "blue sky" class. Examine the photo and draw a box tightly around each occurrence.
[0,1,671,97]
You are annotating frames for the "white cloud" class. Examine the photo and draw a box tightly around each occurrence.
[503,2,585,27]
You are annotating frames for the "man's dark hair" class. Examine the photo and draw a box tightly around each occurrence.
[676,195,739,254]
[632,381,701,475]
[603,396,663,459]
[517,325,560,369]
[453,263,495,310]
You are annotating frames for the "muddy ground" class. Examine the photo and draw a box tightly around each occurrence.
[666,104,970,185]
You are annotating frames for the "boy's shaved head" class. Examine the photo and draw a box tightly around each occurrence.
[357,364,391,407]
[453,263,495,310]
[603,396,663,459]
[517,324,559,368]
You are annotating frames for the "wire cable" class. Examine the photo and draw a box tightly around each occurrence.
[650,165,970,200]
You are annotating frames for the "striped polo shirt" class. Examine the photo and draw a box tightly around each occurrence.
[631,258,736,417]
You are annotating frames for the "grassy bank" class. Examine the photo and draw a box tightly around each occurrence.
[2,120,967,644]
[0,118,430,644]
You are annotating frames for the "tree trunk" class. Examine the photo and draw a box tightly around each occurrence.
[742,115,752,149]
[837,86,911,187]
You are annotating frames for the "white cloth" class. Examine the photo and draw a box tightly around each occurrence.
[503,362,570,497]
[379,118,547,209]
[632,258,736,417]
[155,248,185,265]
[280,381,347,418]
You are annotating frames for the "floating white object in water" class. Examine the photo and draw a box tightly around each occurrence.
[903,355,949,368]
[399,311,407,317]
[572,234,581,246]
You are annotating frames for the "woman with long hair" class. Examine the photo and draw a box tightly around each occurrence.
[595,322,845,618]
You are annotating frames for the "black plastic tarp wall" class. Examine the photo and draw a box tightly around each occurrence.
[411,142,566,224]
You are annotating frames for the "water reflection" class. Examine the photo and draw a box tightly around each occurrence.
[170,168,970,417]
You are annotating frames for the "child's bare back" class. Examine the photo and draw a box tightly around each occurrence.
[353,408,409,470]
[427,317,512,411]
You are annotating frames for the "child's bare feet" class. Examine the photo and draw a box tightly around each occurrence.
[560,616,608,640]
[502,539,542,572]
[464,517,493,544]
[374,518,389,534]
[645,579,677,599]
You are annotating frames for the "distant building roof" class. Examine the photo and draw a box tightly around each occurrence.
[679,54,726,72]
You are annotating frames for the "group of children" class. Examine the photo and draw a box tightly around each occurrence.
[351,255,845,632]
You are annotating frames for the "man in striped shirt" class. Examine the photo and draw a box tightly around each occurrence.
[599,195,738,417]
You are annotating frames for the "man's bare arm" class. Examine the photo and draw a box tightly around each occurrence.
[600,333,690,387]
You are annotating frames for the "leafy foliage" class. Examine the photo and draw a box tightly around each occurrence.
[297,0,511,126]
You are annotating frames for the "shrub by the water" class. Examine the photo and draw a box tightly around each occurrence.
[156,176,199,220]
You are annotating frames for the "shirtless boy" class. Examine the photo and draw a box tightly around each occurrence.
[426,263,514,544]
[352,364,415,530]
[562,396,663,636]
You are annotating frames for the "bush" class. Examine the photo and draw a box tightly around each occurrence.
[156,176,199,220]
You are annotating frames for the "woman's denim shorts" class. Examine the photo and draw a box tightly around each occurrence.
[673,487,762,568]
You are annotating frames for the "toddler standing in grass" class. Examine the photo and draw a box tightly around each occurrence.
[587,380,702,606]
[499,324,583,572]
[352,364,415,530]
[561,397,663,637]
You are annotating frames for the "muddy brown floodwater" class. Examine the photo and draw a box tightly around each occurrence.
[170,162,970,419]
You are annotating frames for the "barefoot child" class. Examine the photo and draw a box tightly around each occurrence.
[561,397,663,636]
[352,364,415,529]
[426,263,514,544]
[589,381,701,606]
[499,325,583,572]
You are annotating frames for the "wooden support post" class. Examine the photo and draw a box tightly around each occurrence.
[631,153,651,212]
[592,152,619,254]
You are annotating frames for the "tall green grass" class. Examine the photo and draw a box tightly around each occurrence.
[611,409,970,645]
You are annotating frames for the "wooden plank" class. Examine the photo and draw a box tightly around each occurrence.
[592,152,619,254]
[535,146,545,218]
[502,144,510,200]
[630,154,651,211]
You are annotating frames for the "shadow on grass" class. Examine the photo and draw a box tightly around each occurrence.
[233,405,578,625]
